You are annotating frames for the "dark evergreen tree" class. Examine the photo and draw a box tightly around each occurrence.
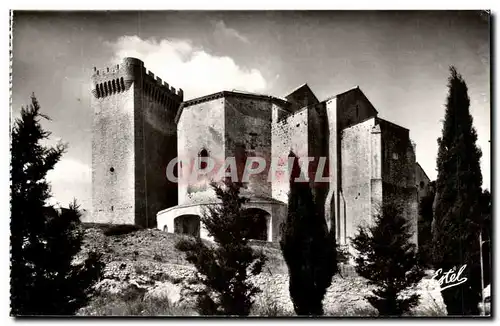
[175,180,267,316]
[279,152,338,316]
[417,181,435,268]
[479,189,491,287]
[10,95,104,315]
[351,202,424,316]
[431,67,483,315]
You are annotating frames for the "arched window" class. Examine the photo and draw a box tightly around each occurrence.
[120,77,125,90]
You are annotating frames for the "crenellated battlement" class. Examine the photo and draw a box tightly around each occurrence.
[93,63,121,76]
[91,57,184,101]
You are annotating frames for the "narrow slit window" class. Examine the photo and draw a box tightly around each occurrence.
[199,149,209,170]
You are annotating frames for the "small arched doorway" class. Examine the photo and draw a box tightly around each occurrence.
[174,214,201,237]
[243,208,271,241]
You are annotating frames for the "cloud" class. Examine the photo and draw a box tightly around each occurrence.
[47,157,91,183]
[46,157,91,208]
[106,36,266,100]
[213,20,250,44]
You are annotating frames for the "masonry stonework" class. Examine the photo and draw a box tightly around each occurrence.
[340,118,377,245]
[91,57,183,228]
[91,58,425,251]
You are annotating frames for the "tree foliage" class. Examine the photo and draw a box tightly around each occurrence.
[10,95,104,315]
[352,202,424,316]
[175,180,267,316]
[279,152,338,316]
[479,189,491,286]
[431,67,483,315]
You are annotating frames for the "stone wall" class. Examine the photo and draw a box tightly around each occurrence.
[271,108,309,203]
[336,87,378,130]
[340,118,377,245]
[225,96,273,199]
[378,118,418,244]
[415,162,431,200]
[134,69,182,228]
[91,62,137,225]
[91,57,182,227]
[307,103,329,221]
[177,98,226,205]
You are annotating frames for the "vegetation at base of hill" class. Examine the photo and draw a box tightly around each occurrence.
[10,94,104,315]
[79,288,197,316]
[352,202,424,316]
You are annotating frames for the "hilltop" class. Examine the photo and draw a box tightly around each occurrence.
[77,225,446,316]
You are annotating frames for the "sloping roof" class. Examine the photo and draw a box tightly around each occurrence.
[376,117,409,132]
[323,85,361,103]
[415,162,431,182]
[284,83,320,109]
[175,90,292,124]
[324,86,379,116]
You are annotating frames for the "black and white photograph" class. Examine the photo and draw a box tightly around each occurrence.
[8,9,492,317]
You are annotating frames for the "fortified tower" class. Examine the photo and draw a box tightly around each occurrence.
[91,57,183,227]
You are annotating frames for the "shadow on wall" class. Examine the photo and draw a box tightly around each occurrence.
[174,215,201,237]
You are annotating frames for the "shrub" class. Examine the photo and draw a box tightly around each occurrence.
[175,180,267,316]
[80,291,197,316]
[351,202,424,316]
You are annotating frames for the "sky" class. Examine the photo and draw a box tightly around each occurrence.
[11,11,490,209]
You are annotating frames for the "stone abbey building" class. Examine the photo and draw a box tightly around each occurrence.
[91,57,430,248]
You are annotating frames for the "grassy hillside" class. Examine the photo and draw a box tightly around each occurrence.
[80,224,288,274]
[78,225,446,317]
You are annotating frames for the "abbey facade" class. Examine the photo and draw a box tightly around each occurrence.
[90,57,430,249]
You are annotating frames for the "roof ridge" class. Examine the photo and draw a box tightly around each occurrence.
[283,82,309,97]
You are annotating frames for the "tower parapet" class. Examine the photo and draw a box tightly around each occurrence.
[91,57,184,103]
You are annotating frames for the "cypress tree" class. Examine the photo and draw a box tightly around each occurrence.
[432,66,483,315]
[10,95,104,315]
[479,190,491,287]
[279,152,338,316]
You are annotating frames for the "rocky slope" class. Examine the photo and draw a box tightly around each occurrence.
[77,226,447,316]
